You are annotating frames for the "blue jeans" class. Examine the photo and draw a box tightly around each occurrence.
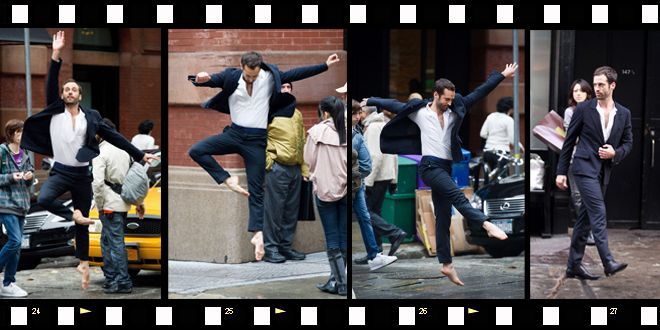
[100,212,131,287]
[315,196,347,251]
[353,185,379,260]
[0,214,24,286]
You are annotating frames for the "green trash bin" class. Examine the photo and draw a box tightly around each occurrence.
[396,156,418,194]
[381,192,416,243]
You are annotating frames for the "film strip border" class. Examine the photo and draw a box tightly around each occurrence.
[0,300,659,327]
[0,2,659,26]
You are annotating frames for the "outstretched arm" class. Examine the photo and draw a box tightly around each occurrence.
[462,63,517,108]
[192,69,227,88]
[47,31,65,106]
[365,97,408,115]
[279,54,339,83]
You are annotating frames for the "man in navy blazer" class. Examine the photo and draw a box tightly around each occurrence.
[21,31,158,290]
[556,66,632,280]
[190,51,340,261]
[363,63,517,286]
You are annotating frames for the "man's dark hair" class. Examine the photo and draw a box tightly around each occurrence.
[593,66,618,84]
[241,52,263,69]
[138,119,155,134]
[62,79,82,95]
[103,118,117,130]
[433,78,456,95]
[496,97,514,113]
[282,81,293,90]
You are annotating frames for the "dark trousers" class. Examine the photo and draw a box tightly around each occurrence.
[263,163,302,255]
[420,156,487,264]
[567,173,614,268]
[188,124,267,232]
[100,211,131,288]
[37,163,92,261]
[366,180,403,248]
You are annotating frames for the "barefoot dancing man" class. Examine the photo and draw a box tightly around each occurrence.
[21,31,158,289]
[363,63,518,285]
[189,51,340,260]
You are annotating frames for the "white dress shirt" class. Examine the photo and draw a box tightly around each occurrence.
[480,112,514,152]
[596,103,617,142]
[50,109,88,167]
[228,69,273,129]
[408,103,455,160]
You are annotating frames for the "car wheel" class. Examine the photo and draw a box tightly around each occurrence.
[128,269,140,277]
[18,257,42,270]
[484,240,524,258]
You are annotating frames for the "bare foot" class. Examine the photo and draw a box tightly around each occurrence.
[483,221,508,240]
[224,176,249,197]
[76,262,90,290]
[72,210,95,226]
[250,231,265,261]
[441,264,465,286]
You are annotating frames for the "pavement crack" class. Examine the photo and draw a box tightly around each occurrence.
[547,274,566,299]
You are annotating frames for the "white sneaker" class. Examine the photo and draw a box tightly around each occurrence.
[1,283,28,297]
[368,253,398,271]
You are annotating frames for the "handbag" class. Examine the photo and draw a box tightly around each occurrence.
[298,179,316,221]
[532,110,566,154]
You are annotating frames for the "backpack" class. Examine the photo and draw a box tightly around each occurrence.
[105,161,150,205]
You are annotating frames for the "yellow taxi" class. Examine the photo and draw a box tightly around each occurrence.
[88,166,161,276]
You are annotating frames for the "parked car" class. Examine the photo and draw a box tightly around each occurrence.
[466,152,525,258]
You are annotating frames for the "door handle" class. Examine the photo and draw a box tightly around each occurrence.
[652,129,656,168]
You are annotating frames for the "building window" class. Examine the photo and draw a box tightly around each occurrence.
[73,28,118,52]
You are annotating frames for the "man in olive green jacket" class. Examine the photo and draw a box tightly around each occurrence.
[263,82,309,263]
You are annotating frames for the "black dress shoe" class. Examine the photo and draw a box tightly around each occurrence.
[280,249,306,260]
[604,261,627,277]
[388,231,407,256]
[264,252,286,263]
[354,255,368,265]
[104,284,132,294]
[566,263,601,280]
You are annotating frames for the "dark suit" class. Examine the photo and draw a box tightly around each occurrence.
[557,98,633,269]
[21,59,145,261]
[367,71,506,263]
[189,62,328,232]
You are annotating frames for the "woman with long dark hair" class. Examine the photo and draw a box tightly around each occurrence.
[304,96,348,296]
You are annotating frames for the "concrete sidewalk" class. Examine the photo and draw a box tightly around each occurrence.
[531,229,660,299]
[169,252,344,299]
[351,222,524,299]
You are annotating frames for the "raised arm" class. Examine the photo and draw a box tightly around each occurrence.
[462,63,517,108]
[47,31,66,106]
[279,53,338,83]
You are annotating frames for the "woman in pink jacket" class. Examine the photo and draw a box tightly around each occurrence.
[304,96,348,296]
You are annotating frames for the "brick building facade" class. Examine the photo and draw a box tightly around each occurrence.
[0,28,161,158]
[168,29,346,168]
